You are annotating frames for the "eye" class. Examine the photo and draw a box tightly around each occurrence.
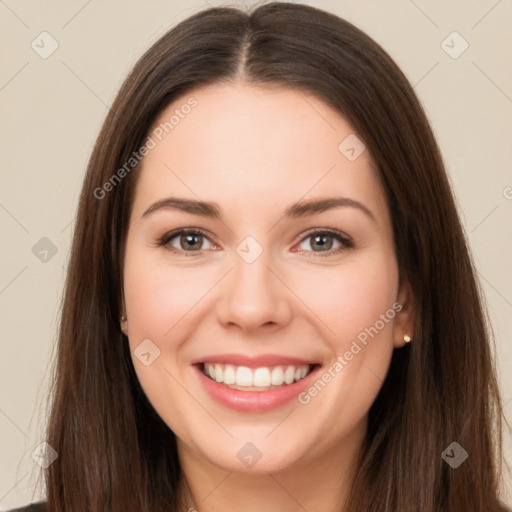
[294,229,353,256]
[157,228,217,256]
[157,227,353,257]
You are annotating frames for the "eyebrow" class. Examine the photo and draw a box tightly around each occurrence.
[141,196,377,223]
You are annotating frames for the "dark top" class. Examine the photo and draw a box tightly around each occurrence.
[8,503,46,512]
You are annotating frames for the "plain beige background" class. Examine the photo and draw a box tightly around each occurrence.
[0,0,511,509]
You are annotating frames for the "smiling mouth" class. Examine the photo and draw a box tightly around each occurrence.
[199,362,318,391]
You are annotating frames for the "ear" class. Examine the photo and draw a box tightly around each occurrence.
[120,312,129,336]
[393,278,415,348]
[119,294,128,336]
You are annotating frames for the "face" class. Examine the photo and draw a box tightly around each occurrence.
[121,82,413,474]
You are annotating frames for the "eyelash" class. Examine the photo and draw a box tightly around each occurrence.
[156,228,354,258]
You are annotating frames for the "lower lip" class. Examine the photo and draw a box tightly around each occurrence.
[193,364,321,413]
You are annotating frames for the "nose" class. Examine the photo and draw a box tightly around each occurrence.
[216,246,294,333]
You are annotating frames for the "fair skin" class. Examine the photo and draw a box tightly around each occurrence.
[121,82,414,512]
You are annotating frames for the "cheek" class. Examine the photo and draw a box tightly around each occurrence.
[291,251,399,348]
[122,249,201,428]
[292,254,398,428]
[123,249,213,340]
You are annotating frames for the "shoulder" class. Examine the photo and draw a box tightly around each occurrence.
[7,503,47,512]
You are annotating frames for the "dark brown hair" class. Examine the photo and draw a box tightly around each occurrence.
[43,2,510,511]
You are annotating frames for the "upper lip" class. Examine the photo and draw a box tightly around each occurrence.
[191,354,320,368]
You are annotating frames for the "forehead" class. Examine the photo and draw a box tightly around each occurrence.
[131,82,389,224]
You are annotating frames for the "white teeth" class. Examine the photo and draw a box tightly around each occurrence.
[214,364,223,383]
[235,366,253,386]
[271,366,285,385]
[202,363,312,389]
[223,364,236,385]
[253,367,270,387]
[284,366,295,385]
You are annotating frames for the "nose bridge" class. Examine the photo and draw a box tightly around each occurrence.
[217,235,291,329]
[234,245,272,293]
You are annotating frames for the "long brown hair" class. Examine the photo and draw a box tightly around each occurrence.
[44,2,510,511]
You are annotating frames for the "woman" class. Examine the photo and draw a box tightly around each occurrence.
[12,2,510,511]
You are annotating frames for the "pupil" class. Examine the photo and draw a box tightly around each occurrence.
[183,234,201,250]
[313,234,332,251]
